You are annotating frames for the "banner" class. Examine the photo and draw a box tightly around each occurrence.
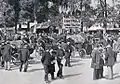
[63,16,81,29]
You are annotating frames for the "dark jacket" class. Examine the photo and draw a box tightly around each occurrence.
[100,57,104,68]
[86,43,92,55]
[57,48,65,59]
[3,44,12,62]
[50,53,56,73]
[105,46,115,66]
[0,45,4,56]
[64,44,73,58]
[19,48,30,62]
[41,51,53,65]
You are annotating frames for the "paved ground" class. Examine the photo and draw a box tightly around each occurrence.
[0,55,120,84]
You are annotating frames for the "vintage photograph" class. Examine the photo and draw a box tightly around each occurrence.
[0,0,120,84]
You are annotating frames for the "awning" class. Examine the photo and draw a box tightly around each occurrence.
[67,34,85,43]
[88,26,104,31]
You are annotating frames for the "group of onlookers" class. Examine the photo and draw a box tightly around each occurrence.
[0,32,75,83]
[91,35,119,80]
[41,41,74,83]
[0,41,30,72]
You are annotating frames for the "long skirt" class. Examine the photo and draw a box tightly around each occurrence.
[107,66,113,79]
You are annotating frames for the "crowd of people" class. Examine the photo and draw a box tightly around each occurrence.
[0,32,79,83]
[0,31,120,83]
[91,34,120,80]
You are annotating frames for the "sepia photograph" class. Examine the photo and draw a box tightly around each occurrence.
[0,0,120,84]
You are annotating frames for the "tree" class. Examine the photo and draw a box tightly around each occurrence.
[113,4,120,27]
[0,0,15,30]
[36,0,61,23]
[19,0,34,22]
[67,0,93,30]
[7,0,20,33]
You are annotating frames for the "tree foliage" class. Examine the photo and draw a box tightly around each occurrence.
[19,0,34,23]
[0,1,15,27]
[0,0,119,30]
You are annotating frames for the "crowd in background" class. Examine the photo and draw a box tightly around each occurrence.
[91,33,120,80]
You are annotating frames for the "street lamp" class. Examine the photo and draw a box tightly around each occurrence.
[33,0,37,33]
[103,0,107,34]
[2,1,7,34]
[80,0,83,32]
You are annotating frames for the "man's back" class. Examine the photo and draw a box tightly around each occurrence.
[41,51,52,65]
[3,44,12,56]
[19,48,29,62]
[57,48,65,57]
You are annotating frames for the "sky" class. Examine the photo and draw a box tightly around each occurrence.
[91,0,120,7]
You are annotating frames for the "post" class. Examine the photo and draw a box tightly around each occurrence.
[80,0,83,32]
[112,0,115,28]
[33,0,37,33]
[104,0,107,33]
[34,0,37,21]
[2,2,7,34]
[14,0,20,34]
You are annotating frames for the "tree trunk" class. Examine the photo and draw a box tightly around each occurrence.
[119,24,120,28]
[19,24,21,28]
[14,0,20,34]
[81,21,83,32]
[80,0,83,32]
[27,22,30,31]
[15,18,18,34]
[104,0,107,30]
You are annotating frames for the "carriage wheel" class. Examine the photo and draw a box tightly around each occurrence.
[11,56,20,66]
[79,49,86,58]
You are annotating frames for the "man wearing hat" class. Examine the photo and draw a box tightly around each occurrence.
[41,47,56,83]
[18,44,30,72]
[64,41,73,67]
[56,44,65,78]
[105,42,116,79]
[2,41,12,70]
[0,42,5,67]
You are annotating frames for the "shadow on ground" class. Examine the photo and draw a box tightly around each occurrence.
[71,59,81,63]
[72,56,81,59]
[28,68,44,73]
[64,73,82,79]
[29,61,41,65]
[114,75,120,79]
[71,63,84,67]
[104,73,120,79]
[114,73,120,79]
[11,65,32,70]
[113,73,119,76]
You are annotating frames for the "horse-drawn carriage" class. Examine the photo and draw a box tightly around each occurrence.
[66,33,87,58]
[10,40,34,65]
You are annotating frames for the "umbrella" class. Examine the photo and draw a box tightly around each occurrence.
[67,34,85,43]
[10,40,23,48]
[48,36,55,41]
[66,38,75,45]
[88,26,104,31]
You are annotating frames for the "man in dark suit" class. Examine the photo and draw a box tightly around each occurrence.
[56,44,65,78]
[105,44,115,79]
[2,41,12,70]
[41,48,55,83]
[65,42,73,67]
[0,42,5,67]
[18,44,30,72]
[50,50,56,79]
